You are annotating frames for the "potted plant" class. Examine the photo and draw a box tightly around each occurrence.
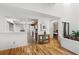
[72,30,79,40]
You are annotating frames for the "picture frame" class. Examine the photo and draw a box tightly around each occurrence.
[40,24,46,31]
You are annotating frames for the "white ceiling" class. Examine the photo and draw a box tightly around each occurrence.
[0,3,60,22]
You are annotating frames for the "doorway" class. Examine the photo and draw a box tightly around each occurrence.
[53,22,58,39]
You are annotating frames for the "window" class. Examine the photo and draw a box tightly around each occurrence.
[62,22,69,38]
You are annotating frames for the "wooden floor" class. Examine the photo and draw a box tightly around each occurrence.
[0,38,76,55]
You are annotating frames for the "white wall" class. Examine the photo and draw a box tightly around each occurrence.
[60,38,79,54]
[0,32,27,50]
[38,18,50,35]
